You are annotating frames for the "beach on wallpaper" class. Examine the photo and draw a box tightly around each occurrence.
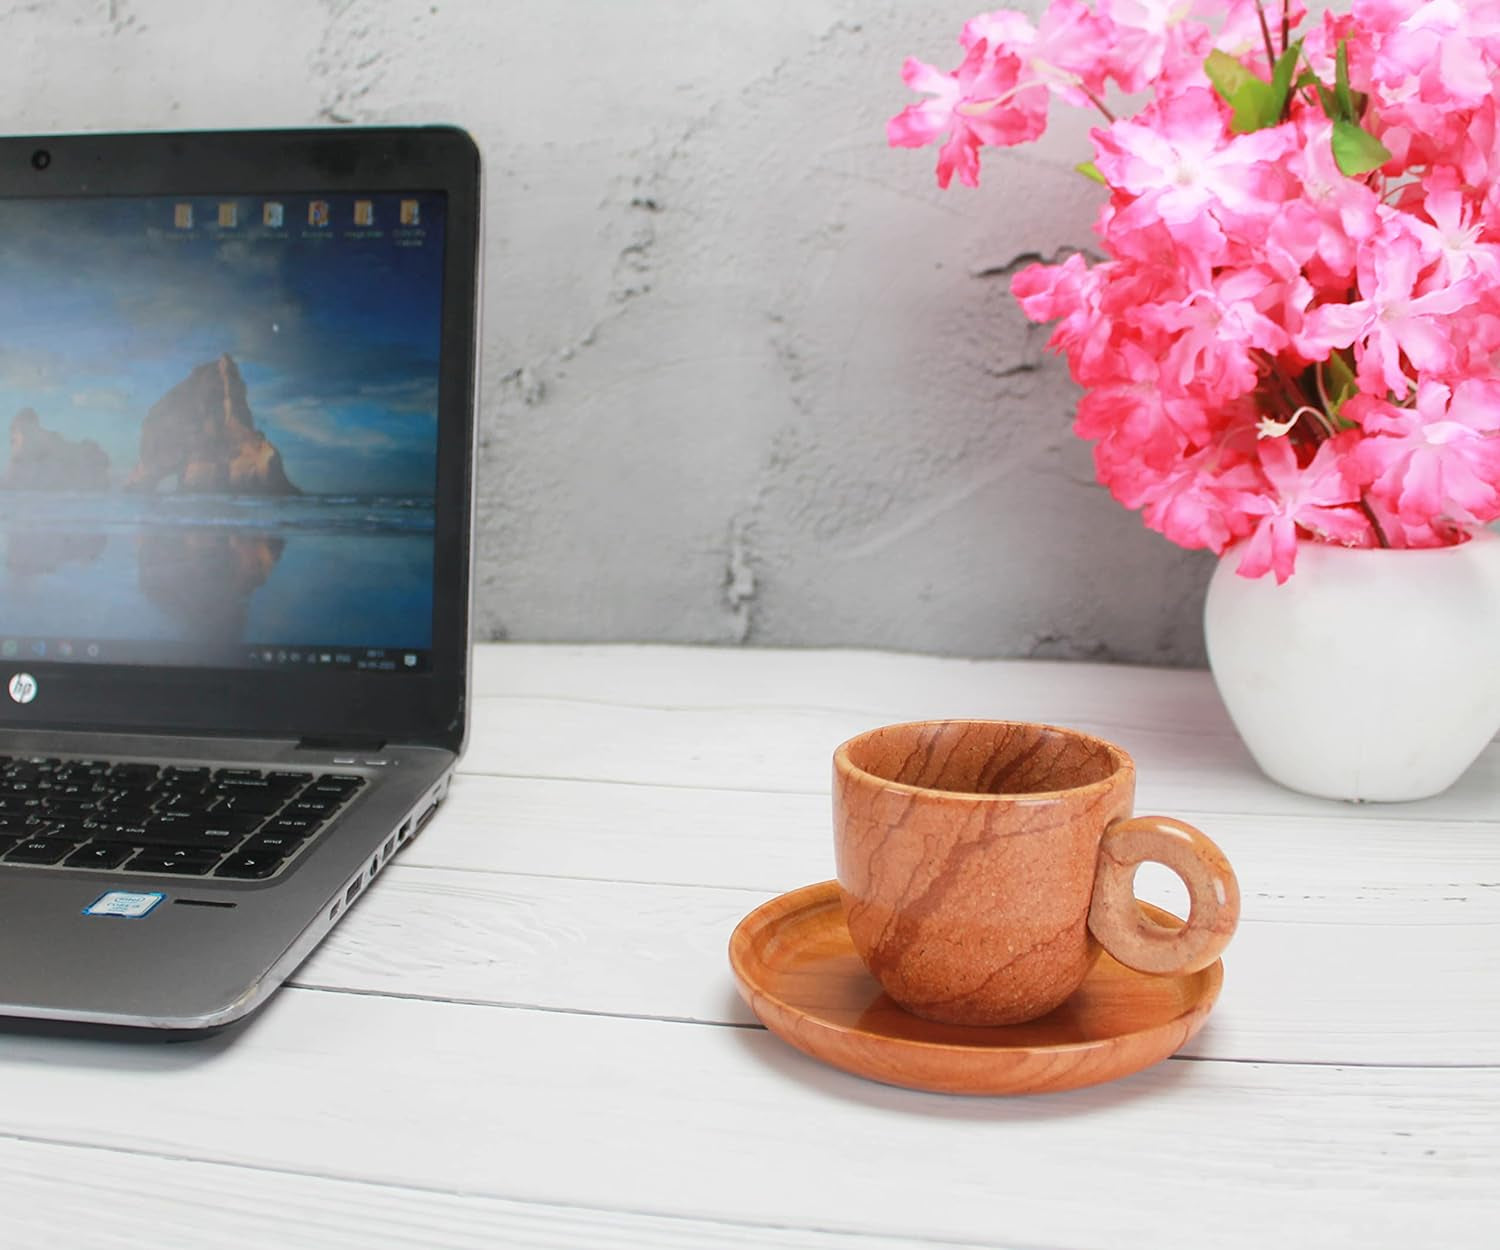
[0,196,442,652]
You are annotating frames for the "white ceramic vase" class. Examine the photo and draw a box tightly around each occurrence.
[1203,530,1500,802]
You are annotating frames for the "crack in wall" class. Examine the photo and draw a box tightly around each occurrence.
[313,2,389,125]
[722,515,759,645]
[971,246,1102,281]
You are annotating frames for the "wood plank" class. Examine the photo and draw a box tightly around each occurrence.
[470,646,1239,735]
[291,867,1500,1066]
[460,687,1500,823]
[414,776,1500,924]
[0,1135,976,1250]
[0,991,1488,1250]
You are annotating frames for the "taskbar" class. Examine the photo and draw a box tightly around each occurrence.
[0,638,431,674]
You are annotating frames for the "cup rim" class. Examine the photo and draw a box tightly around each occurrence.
[833,719,1133,802]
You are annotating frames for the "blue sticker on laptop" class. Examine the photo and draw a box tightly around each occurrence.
[83,891,165,919]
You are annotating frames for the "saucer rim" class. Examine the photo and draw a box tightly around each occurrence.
[728,879,1224,1092]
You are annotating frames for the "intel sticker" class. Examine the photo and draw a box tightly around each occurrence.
[83,891,165,919]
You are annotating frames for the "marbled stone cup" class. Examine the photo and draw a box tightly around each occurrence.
[834,720,1240,1027]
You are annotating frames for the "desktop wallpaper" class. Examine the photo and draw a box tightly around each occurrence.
[0,192,445,669]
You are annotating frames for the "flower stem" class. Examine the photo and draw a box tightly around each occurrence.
[1281,0,1291,54]
[1079,85,1117,125]
[1359,495,1392,548]
[1254,1,1278,67]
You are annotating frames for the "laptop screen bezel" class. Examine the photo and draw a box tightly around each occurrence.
[0,128,479,755]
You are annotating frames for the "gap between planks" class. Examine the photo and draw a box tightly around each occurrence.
[276,984,1500,1072]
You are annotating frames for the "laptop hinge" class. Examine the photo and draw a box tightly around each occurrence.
[296,735,389,752]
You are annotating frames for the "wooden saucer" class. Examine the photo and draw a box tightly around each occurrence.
[728,881,1223,1096]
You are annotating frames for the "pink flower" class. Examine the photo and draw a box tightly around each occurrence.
[1236,438,1370,582]
[1301,228,1476,395]
[1096,0,1216,92]
[1148,266,1290,399]
[1072,340,1226,468]
[963,2,1116,107]
[1358,0,1500,110]
[1346,379,1500,523]
[888,40,1047,188]
[1093,89,1296,256]
[1277,116,1384,282]
[1136,445,1264,553]
[1405,175,1500,285]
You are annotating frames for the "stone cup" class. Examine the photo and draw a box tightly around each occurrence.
[833,720,1240,1027]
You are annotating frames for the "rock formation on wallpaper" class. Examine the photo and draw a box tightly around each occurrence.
[139,529,285,641]
[125,354,299,496]
[2,408,111,491]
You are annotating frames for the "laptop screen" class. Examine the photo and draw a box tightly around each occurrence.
[0,190,446,677]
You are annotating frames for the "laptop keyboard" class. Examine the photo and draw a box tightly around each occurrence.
[0,756,365,881]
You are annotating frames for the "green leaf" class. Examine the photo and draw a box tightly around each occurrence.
[1331,119,1392,176]
[1315,83,1338,119]
[1334,39,1355,121]
[1269,40,1304,120]
[1205,49,1259,103]
[1326,350,1357,396]
[1322,351,1358,420]
[1204,49,1280,132]
[1075,160,1106,184]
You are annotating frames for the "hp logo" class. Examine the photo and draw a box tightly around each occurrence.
[7,673,38,705]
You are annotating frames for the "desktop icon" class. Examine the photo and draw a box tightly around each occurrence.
[309,201,330,227]
[263,201,284,228]
[354,200,374,226]
[0,640,15,658]
[57,641,73,658]
[174,203,194,229]
[217,202,238,228]
[85,643,100,658]
[404,654,418,668]
[399,199,420,226]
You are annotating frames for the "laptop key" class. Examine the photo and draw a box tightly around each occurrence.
[201,813,266,836]
[5,838,77,865]
[90,822,152,842]
[215,850,284,880]
[139,825,243,850]
[312,775,365,793]
[264,815,319,835]
[242,831,307,855]
[128,850,222,875]
[64,842,136,870]
[213,793,288,816]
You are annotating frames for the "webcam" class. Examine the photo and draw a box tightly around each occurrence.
[30,149,50,171]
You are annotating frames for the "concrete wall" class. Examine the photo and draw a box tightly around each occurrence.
[0,0,1218,664]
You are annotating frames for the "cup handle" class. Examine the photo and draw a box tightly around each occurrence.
[1087,816,1240,976]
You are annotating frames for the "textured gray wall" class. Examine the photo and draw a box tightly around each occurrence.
[0,0,1217,664]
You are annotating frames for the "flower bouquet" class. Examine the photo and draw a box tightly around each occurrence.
[889,0,1500,584]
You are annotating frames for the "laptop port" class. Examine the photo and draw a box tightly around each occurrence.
[345,878,362,905]
[412,797,440,834]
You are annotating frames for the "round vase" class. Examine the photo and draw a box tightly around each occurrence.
[1203,530,1500,802]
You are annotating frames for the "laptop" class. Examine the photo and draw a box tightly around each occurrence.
[0,127,481,1033]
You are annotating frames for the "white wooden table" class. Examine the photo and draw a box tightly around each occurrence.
[0,644,1494,1249]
